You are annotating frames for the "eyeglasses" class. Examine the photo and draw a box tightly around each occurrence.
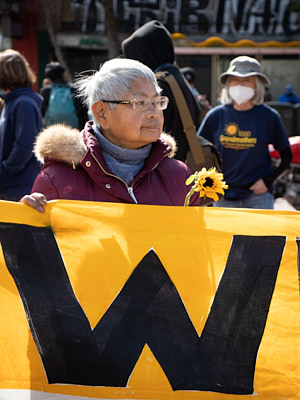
[101,96,169,111]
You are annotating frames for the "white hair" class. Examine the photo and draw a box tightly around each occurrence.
[74,58,162,113]
[220,76,265,105]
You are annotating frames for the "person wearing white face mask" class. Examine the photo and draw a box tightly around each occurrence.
[197,56,292,209]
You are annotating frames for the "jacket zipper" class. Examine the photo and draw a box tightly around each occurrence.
[90,151,170,204]
[127,187,138,203]
[91,153,139,203]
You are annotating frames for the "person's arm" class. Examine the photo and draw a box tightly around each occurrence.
[250,146,292,194]
[257,109,293,191]
[262,146,293,188]
[74,95,88,130]
[0,102,41,178]
[196,109,216,143]
[40,85,51,116]
[20,192,47,213]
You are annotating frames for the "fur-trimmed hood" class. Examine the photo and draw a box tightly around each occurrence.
[34,124,87,166]
[34,124,177,165]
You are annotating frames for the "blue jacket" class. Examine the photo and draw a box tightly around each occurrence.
[278,93,300,105]
[0,87,43,200]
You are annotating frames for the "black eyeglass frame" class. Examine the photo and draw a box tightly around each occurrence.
[101,100,132,105]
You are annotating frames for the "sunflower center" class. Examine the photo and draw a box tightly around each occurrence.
[203,177,214,187]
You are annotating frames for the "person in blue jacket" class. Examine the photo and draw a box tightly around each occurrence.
[197,56,292,209]
[0,49,43,201]
[278,85,300,105]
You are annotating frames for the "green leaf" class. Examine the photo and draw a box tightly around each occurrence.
[185,174,196,186]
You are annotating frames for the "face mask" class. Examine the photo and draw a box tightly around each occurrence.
[229,85,255,105]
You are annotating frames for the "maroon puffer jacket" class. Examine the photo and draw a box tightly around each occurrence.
[32,122,200,206]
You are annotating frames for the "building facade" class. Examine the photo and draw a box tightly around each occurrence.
[1,0,299,105]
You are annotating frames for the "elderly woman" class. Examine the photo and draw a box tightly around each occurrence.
[197,56,292,209]
[22,58,200,212]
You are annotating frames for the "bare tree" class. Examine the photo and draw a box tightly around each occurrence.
[100,0,120,59]
[37,0,120,79]
[38,0,73,81]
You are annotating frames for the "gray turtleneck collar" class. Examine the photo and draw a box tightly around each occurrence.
[93,124,152,185]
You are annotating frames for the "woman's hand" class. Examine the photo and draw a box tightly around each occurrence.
[20,192,47,213]
[250,179,268,194]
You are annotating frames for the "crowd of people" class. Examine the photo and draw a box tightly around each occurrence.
[0,21,294,212]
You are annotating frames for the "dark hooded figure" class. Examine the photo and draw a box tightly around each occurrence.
[122,20,200,161]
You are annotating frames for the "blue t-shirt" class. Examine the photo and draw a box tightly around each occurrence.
[197,104,290,199]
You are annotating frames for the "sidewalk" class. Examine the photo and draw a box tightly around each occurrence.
[274,197,297,211]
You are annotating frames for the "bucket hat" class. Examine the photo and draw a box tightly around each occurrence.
[219,56,270,85]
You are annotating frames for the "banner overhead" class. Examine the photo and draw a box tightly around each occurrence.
[0,200,299,400]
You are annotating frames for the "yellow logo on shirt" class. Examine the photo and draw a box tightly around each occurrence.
[221,122,257,150]
[225,123,239,135]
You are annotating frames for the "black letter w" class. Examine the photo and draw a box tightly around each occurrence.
[0,223,285,394]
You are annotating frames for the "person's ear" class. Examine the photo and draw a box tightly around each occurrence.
[92,101,109,129]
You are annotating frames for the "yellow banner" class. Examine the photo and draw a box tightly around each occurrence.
[0,200,300,400]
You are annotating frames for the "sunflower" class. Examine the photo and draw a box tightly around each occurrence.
[184,167,228,206]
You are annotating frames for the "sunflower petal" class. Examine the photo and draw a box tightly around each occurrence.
[214,188,225,195]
